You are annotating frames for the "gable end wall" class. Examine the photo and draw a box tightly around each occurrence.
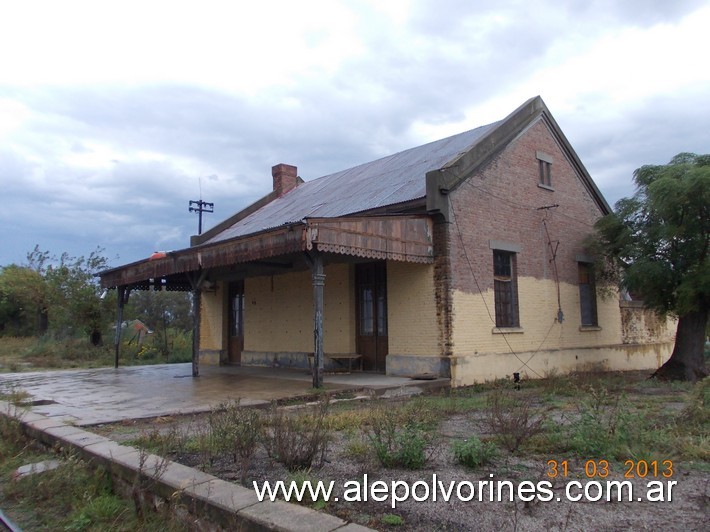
[445,118,672,385]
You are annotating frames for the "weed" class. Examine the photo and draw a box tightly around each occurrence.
[0,384,31,404]
[325,405,372,433]
[365,403,434,469]
[65,493,130,530]
[483,388,546,452]
[132,446,171,519]
[208,400,263,484]
[132,425,186,455]
[381,513,405,526]
[262,399,331,471]
[343,438,371,461]
[680,377,710,428]
[452,436,498,469]
[286,469,327,509]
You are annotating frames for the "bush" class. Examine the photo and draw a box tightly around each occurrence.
[452,436,497,469]
[484,388,546,452]
[365,404,434,469]
[565,385,634,458]
[208,400,263,484]
[262,399,331,471]
[680,376,710,428]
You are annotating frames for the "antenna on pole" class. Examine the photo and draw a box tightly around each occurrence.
[189,177,213,235]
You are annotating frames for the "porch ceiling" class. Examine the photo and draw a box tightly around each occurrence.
[99,215,434,289]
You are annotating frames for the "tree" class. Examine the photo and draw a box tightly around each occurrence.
[592,153,709,381]
[0,264,48,335]
[125,290,193,356]
[42,248,111,342]
[0,246,112,341]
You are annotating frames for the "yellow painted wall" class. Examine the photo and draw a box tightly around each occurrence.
[449,275,673,385]
[450,343,672,386]
[199,283,226,365]
[243,263,355,354]
[387,262,438,356]
[323,263,356,353]
[451,276,621,354]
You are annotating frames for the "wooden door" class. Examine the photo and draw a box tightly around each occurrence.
[356,262,388,372]
[228,281,244,365]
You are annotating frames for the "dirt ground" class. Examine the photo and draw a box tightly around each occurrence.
[91,373,710,531]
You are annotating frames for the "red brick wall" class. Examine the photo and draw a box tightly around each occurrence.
[447,117,605,295]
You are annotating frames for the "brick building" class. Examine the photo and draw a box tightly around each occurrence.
[100,96,675,386]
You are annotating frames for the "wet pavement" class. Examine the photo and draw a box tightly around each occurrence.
[0,363,448,425]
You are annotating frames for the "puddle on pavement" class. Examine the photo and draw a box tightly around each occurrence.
[18,399,57,406]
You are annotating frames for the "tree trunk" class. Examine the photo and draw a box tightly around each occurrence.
[653,308,708,381]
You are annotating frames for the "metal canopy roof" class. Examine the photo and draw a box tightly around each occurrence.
[100,215,433,288]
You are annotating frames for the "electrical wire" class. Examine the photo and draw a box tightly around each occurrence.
[461,178,597,228]
[449,196,545,378]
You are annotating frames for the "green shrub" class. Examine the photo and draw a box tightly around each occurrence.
[365,405,434,469]
[452,436,497,469]
[381,514,405,526]
[680,376,710,427]
[286,469,327,509]
[568,386,670,459]
[208,400,263,483]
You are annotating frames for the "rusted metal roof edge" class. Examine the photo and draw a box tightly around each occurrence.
[100,214,435,288]
[306,215,434,263]
[100,222,308,288]
[315,243,434,264]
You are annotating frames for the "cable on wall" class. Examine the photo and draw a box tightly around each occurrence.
[538,204,564,324]
[449,195,545,378]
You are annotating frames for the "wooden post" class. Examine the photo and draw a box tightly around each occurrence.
[311,253,325,389]
[114,286,126,369]
[185,271,208,378]
[192,285,201,377]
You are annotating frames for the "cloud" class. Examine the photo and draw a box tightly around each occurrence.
[1,0,709,267]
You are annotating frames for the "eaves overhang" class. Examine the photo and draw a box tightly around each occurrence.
[426,96,612,220]
[99,215,434,289]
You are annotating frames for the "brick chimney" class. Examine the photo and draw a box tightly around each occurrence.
[272,163,299,197]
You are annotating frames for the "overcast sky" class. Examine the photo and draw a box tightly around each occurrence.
[1,0,709,268]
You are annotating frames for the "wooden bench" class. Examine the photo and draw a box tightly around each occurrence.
[308,353,362,373]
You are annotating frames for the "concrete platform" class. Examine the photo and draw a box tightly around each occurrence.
[0,363,448,425]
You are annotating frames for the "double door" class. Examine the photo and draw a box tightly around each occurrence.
[356,262,388,372]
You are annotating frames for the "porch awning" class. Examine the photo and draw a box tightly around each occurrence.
[99,215,434,289]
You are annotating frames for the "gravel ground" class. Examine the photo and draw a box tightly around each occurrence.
[94,401,710,532]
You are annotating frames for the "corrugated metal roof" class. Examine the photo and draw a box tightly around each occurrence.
[206,120,501,244]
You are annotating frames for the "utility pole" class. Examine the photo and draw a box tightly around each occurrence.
[189,200,214,235]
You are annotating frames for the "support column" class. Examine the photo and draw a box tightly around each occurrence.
[188,270,209,378]
[114,286,127,369]
[192,286,202,378]
[311,252,325,389]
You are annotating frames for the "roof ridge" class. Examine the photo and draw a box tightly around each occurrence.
[303,120,502,185]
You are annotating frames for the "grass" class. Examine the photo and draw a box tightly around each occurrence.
[87,370,709,529]
[0,409,187,531]
[0,332,193,373]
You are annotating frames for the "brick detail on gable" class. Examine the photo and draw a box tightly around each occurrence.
[448,118,605,296]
